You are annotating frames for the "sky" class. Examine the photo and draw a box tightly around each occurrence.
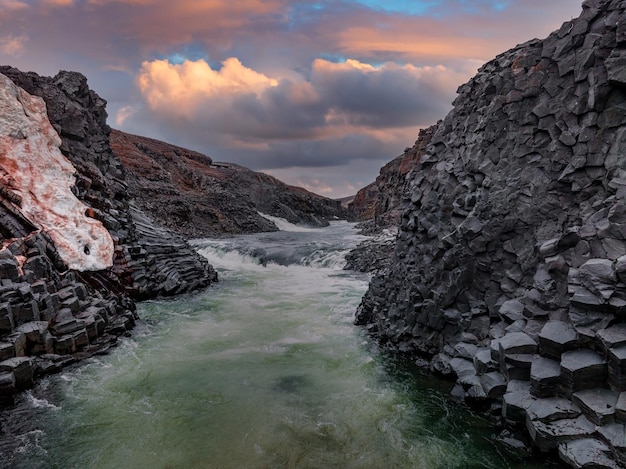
[0,0,583,198]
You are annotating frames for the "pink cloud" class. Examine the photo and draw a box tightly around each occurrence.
[137,58,278,113]
[41,0,74,6]
[0,35,27,56]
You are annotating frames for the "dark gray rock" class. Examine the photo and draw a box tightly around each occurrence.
[559,438,621,469]
[499,299,526,323]
[531,356,562,398]
[538,320,579,359]
[526,414,596,452]
[560,350,607,396]
[474,348,497,375]
[526,397,581,423]
[353,1,626,466]
[597,324,626,352]
[616,392,626,422]
[503,391,535,425]
[499,332,538,356]
[598,423,626,467]
[572,388,619,425]
[481,371,507,398]
[608,345,626,390]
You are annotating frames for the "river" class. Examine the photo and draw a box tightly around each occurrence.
[3,220,553,468]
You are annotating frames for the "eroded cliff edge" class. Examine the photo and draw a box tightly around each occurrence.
[356,0,626,466]
[110,129,346,239]
[0,67,217,404]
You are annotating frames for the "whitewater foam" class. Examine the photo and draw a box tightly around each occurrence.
[258,212,320,232]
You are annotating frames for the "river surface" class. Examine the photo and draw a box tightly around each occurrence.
[4,220,552,468]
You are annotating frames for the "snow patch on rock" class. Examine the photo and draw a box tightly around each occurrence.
[0,73,114,271]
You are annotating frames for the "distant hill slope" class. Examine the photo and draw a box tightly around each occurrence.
[110,130,346,238]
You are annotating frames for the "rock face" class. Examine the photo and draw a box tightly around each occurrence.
[356,0,626,465]
[110,130,346,239]
[0,67,217,404]
[348,127,435,230]
[0,74,114,271]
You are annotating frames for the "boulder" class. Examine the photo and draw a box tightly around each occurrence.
[538,320,579,360]
[608,345,626,390]
[0,357,33,390]
[616,392,626,422]
[481,371,507,398]
[598,423,626,467]
[597,324,626,353]
[503,381,535,425]
[526,414,595,452]
[572,388,619,425]
[526,397,581,422]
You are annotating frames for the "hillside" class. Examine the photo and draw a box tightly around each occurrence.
[110,130,346,239]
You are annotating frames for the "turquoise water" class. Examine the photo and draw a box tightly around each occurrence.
[4,221,544,468]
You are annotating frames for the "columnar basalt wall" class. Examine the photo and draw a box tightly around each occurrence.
[356,1,626,466]
[0,68,216,404]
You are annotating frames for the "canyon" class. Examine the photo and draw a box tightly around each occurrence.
[1,0,626,466]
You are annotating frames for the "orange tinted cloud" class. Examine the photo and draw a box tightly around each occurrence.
[335,26,494,62]
[137,58,278,113]
[0,35,27,56]
[131,55,462,168]
[41,0,74,6]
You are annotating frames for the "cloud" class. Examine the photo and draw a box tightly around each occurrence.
[310,58,468,127]
[41,0,74,6]
[135,56,464,137]
[0,0,583,198]
[0,35,27,56]
[137,57,278,111]
[115,105,137,125]
[121,55,463,197]
[0,0,28,11]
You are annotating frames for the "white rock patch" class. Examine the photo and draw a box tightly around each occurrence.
[0,73,114,271]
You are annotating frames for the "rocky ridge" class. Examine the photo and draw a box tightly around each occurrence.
[0,66,216,404]
[348,126,435,230]
[110,129,346,239]
[356,0,626,466]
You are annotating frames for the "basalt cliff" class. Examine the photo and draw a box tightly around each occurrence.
[0,66,220,405]
[348,126,435,231]
[356,0,626,466]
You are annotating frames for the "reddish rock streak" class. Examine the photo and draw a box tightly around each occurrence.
[0,73,113,271]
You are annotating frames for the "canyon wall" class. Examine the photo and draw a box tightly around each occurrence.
[356,0,626,466]
[0,67,217,403]
[348,126,435,230]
